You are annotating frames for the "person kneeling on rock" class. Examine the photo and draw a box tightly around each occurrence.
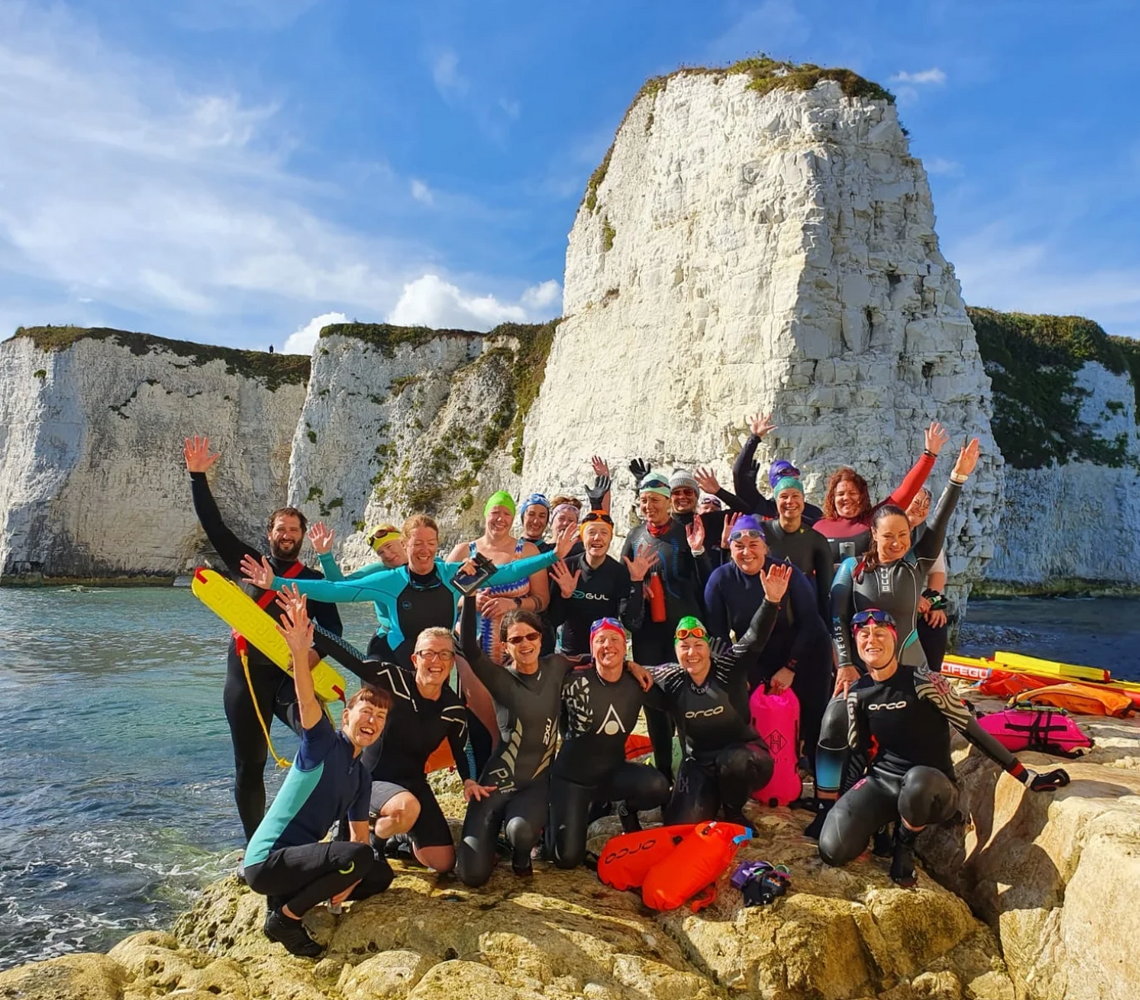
[243,587,394,958]
[817,609,1069,887]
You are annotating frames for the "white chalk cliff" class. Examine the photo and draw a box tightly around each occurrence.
[0,329,307,580]
[521,68,1002,587]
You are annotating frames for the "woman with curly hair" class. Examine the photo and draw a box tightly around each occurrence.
[812,422,949,564]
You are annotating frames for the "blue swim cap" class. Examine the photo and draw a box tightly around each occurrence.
[519,493,550,515]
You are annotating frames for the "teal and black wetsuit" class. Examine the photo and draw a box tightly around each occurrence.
[242,715,392,917]
[269,551,558,669]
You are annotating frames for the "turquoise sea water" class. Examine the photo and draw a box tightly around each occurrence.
[0,587,1136,970]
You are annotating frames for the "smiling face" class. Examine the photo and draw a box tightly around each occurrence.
[591,628,626,676]
[522,505,549,540]
[412,631,455,689]
[777,488,804,524]
[638,492,671,526]
[406,526,440,575]
[676,636,711,682]
[855,621,897,671]
[671,486,698,514]
[730,533,768,576]
[505,620,542,670]
[267,513,305,560]
[872,513,912,564]
[485,504,513,539]
[376,538,406,568]
[582,521,613,561]
[905,492,931,528]
[341,698,387,749]
[833,479,866,520]
[551,505,580,535]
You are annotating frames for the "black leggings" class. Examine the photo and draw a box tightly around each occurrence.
[457,780,549,887]
[819,766,959,867]
[548,764,671,869]
[664,742,774,824]
[244,841,393,917]
[917,618,949,673]
[223,651,301,842]
[633,624,679,782]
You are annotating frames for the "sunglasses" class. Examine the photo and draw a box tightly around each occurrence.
[506,631,542,645]
[581,511,614,526]
[675,626,707,640]
[729,529,764,541]
[852,609,897,628]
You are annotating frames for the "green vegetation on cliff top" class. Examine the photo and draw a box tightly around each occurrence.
[10,325,309,391]
[584,56,894,212]
[969,306,1140,469]
[319,322,483,357]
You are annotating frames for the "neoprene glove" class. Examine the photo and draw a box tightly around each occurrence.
[585,475,611,508]
[1025,768,1070,792]
[629,458,651,482]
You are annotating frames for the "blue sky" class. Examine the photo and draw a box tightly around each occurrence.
[1,0,1137,352]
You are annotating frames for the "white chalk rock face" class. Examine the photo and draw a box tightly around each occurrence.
[988,361,1140,586]
[0,330,306,580]
[521,72,1002,583]
[288,326,531,570]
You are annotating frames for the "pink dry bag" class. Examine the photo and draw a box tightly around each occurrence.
[976,706,1093,757]
[749,686,803,806]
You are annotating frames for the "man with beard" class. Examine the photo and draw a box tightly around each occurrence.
[184,436,344,843]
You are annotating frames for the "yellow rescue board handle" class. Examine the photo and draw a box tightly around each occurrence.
[191,568,347,704]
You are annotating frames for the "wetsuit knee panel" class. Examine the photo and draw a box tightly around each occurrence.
[819,697,849,745]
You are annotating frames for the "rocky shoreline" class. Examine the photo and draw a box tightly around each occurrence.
[2,697,1136,1000]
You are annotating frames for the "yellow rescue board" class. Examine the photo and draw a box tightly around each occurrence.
[992,650,1109,683]
[191,568,347,704]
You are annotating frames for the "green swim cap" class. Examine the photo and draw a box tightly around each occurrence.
[484,490,516,518]
[774,476,804,496]
[675,615,710,643]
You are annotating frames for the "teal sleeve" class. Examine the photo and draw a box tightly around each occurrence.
[270,574,392,605]
[317,552,344,582]
[484,548,558,586]
[343,560,387,581]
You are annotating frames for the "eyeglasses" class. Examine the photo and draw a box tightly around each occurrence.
[729,529,764,541]
[852,609,897,629]
[415,649,455,662]
[675,626,707,640]
[506,632,542,645]
[581,511,614,526]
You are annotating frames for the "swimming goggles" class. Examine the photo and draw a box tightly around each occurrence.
[580,511,614,526]
[852,609,897,629]
[728,528,764,541]
[674,625,708,640]
[590,617,626,639]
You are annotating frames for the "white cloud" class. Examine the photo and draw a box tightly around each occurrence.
[282,311,349,354]
[410,179,434,205]
[387,275,561,330]
[499,97,521,120]
[924,157,962,176]
[891,68,947,85]
[430,48,469,102]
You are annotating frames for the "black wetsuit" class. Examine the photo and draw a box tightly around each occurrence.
[819,665,1026,867]
[704,558,832,769]
[644,598,780,823]
[363,571,455,666]
[457,599,575,886]
[189,472,343,842]
[760,520,834,620]
[621,519,707,781]
[546,553,645,656]
[548,666,669,868]
[358,662,473,850]
[728,435,823,523]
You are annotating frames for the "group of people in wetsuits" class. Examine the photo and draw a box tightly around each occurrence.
[183,412,1068,959]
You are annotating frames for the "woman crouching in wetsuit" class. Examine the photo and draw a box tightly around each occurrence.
[819,609,1069,886]
[642,563,792,826]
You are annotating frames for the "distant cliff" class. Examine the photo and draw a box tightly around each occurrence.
[0,326,308,582]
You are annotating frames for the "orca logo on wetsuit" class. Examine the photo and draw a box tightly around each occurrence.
[868,701,908,711]
[596,704,626,736]
[684,706,725,719]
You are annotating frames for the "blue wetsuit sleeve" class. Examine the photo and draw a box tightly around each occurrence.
[830,558,857,668]
[295,715,337,771]
[342,560,387,581]
[316,552,344,582]
[703,571,731,641]
[483,548,559,587]
[914,482,963,563]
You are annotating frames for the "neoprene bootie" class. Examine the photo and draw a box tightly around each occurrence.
[890,823,919,888]
[617,801,642,834]
[871,825,893,857]
[264,909,322,958]
[803,798,834,841]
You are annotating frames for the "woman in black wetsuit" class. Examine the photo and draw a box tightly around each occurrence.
[819,609,1069,886]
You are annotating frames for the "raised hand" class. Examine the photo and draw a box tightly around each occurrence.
[623,544,658,583]
[694,466,721,494]
[550,559,581,599]
[626,661,653,692]
[309,521,335,555]
[240,553,275,590]
[183,435,220,474]
[553,522,579,559]
[924,421,951,456]
[952,438,981,480]
[591,455,611,479]
[748,413,777,438]
[585,473,611,508]
[721,512,740,550]
[685,516,706,553]
[759,562,792,603]
[275,586,313,654]
[628,457,651,482]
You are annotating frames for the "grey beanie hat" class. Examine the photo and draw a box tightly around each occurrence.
[669,469,699,493]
